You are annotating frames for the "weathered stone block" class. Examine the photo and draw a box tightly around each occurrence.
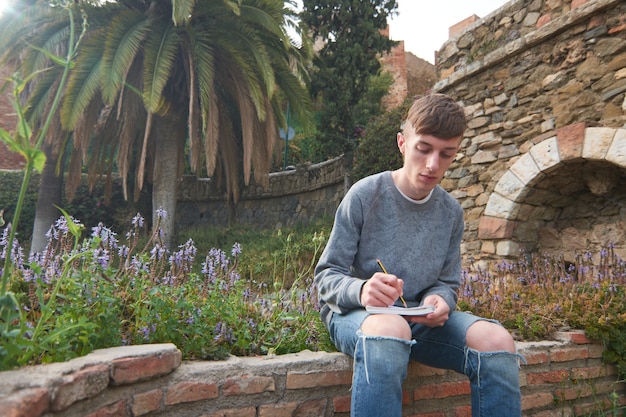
[478,216,516,239]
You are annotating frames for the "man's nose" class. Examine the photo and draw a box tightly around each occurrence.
[426,154,439,171]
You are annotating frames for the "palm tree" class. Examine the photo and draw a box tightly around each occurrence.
[0,0,313,250]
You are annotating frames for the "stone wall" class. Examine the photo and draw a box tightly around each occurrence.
[433,0,626,264]
[1,332,623,417]
[175,156,346,230]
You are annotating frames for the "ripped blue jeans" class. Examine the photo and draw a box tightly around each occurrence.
[328,309,522,417]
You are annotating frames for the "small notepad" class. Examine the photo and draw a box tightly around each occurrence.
[365,305,435,316]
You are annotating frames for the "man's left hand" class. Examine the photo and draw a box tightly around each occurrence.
[406,294,450,327]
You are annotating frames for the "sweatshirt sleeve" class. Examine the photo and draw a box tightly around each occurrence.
[314,188,367,315]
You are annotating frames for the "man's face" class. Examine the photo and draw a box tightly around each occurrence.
[396,128,461,200]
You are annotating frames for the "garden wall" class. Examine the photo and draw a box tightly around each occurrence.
[175,156,346,230]
[433,0,626,264]
[1,331,624,417]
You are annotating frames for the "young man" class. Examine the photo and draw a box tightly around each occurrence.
[314,94,522,417]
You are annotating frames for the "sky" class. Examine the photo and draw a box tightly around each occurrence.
[389,0,510,63]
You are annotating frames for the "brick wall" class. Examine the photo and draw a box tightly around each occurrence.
[1,331,623,417]
[380,39,408,109]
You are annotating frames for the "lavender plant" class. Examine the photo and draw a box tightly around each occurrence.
[459,246,626,377]
[0,209,333,370]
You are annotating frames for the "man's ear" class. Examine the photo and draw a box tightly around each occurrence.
[397,132,405,154]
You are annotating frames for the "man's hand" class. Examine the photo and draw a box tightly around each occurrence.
[361,272,404,307]
[406,294,450,327]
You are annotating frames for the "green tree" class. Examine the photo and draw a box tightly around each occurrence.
[0,0,313,250]
[299,0,398,161]
[352,98,411,181]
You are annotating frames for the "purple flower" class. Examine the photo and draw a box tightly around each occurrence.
[92,248,110,269]
[150,244,167,260]
[118,245,129,257]
[53,216,70,234]
[155,208,167,220]
[161,271,175,286]
[140,326,149,339]
[201,259,215,280]
[139,323,157,341]
[131,214,145,228]
[130,255,148,275]
[91,223,119,250]
[231,242,242,257]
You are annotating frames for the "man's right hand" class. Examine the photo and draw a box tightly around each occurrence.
[360,272,404,307]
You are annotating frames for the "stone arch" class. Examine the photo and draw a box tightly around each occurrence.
[478,123,626,259]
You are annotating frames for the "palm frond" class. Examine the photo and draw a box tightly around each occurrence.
[240,3,286,41]
[116,62,147,200]
[252,97,275,187]
[217,40,266,122]
[23,23,71,76]
[0,4,68,69]
[232,24,276,104]
[23,67,62,128]
[85,104,114,188]
[74,93,105,165]
[217,110,240,203]
[185,45,202,174]
[61,30,105,130]
[143,20,182,113]
[172,0,196,26]
[231,73,256,185]
[204,92,219,177]
[101,10,150,105]
[273,68,314,133]
[188,31,216,134]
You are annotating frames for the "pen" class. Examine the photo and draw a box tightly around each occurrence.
[375,259,408,308]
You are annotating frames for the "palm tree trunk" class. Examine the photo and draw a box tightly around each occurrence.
[151,115,184,250]
[30,144,63,254]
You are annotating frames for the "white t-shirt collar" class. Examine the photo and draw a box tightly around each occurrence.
[394,185,433,204]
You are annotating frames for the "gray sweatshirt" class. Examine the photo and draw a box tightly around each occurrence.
[314,171,464,329]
